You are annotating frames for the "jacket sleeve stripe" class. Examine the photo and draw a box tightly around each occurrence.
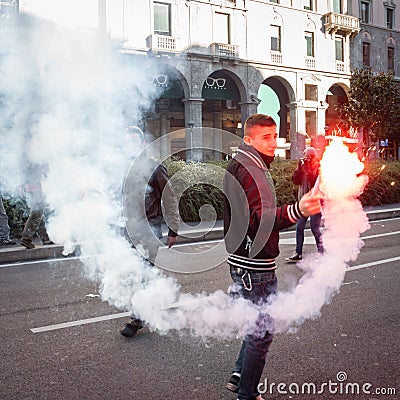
[287,202,303,223]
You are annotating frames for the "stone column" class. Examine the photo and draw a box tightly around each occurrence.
[212,102,222,161]
[98,0,107,38]
[316,101,329,157]
[159,99,170,159]
[239,99,260,137]
[159,113,169,159]
[182,98,204,162]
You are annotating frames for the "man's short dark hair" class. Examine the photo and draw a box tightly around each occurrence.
[244,114,276,137]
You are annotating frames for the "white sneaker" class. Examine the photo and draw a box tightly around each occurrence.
[285,252,302,263]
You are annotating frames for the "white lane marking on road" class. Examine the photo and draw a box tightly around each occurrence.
[30,311,131,333]
[169,234,365,251]
[370,216,400,222]
[30,255,400,333]
[346,256,400,272]
[280,230,400,245]
[0,255,87,269]
[361,230,400,240]
[280,237,317,245]
[367,208,400,214]
[169,239,222,248]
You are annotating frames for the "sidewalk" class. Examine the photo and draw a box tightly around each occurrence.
[1,203,399,265]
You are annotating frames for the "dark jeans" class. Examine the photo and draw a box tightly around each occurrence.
[229,267,277,400]
[295,213,323,255]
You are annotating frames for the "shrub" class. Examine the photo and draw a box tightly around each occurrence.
[360,160,400,206]
[269,158,298,206]
[164,158,400,222]
[3,159,399,237]
[2,195,29,239]
[164,160,227,223]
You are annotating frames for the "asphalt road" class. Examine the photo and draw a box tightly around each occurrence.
[0,217,399,400]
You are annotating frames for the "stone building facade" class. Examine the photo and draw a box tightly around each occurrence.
[16,0,399,159]
[350,0,399,76]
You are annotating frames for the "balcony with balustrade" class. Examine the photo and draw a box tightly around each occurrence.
[270,51,282,64]
[305,57,316,69]
[210,43,239,58]
[147,34,177,52]
[324,12,360,36]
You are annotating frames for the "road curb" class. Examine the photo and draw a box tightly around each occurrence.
[1,206,398,265]
[0,245,66,265]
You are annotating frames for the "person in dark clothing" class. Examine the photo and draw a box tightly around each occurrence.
[223,114,321,400]
[120,126,179,338]
[20,164,53,249]
[285,146,323,263]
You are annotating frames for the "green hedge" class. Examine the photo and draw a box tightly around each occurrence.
[359,160,400,206]
[2,196,29,239]
[165,158,400,222]
[165,159,228,223]
[3,159,399,237]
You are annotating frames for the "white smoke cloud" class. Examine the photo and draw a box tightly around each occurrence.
[265,138,370,332]
[0,16,185,322]
[0,14,256,340]
[0,13,370,341]
[158,139,371,337]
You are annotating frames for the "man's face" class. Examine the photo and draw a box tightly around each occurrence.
[304,154,319,171]
[243,125,278,157]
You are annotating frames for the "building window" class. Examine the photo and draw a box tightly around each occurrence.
[305,85,318,101]
[303,0,314,10]
[333,0,342,14]
[214,12,230,44]
[271,25,281,52]
[362,42,370,66]
[386,8,394,29]
[269,0,279,3]
[335,36,344,61]
[360,1,370,23]
[154,2,171,36]
[305,32,314,57]
[388,47,395,71]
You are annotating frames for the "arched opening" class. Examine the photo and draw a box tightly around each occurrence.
[201,71,241,132]
[143,67,186,159]
[201,70,242,160]
[325,84,348,136]
[258,77,291,158]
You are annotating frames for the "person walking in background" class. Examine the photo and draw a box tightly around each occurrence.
[0,196,16,246]
[20,164,53,249]
[286,147,323,263]
[223,114,321,400]
[120,126,179,338]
